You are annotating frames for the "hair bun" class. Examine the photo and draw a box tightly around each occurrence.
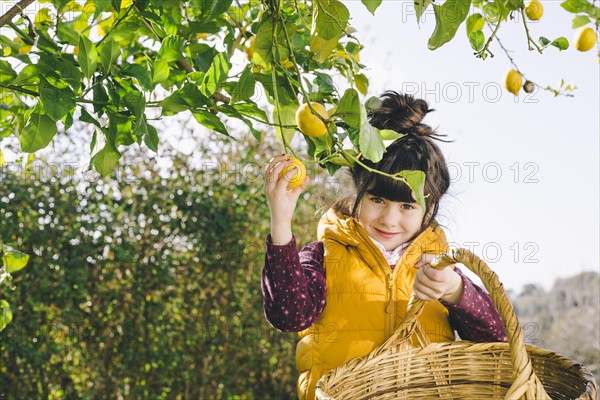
[367,90,435,136]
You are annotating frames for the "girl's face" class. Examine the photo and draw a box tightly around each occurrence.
[357,193,424,251]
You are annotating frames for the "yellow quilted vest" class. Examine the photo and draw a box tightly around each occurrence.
[296,207,456,399]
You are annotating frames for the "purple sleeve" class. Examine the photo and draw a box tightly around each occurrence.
[261,233,326,332]
[439,267,508,343]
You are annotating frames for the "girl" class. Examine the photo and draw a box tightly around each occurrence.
[262,91,507,400]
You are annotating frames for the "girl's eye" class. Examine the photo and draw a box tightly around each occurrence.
[370,197,384,204]
[401,204,415,210]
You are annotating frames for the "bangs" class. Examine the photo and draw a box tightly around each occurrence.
[365,173,417,203]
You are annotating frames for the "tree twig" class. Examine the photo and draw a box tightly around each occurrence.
[0,0,36,28]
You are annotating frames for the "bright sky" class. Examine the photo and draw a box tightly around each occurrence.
[344,1,599,292]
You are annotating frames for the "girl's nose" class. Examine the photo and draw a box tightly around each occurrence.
[381,208,402,225]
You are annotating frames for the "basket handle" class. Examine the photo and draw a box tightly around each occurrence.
[380,247,550,400]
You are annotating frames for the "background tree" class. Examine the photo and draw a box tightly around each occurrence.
[0,124,354,398]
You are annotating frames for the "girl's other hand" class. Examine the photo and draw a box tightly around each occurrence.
[264,154,310,224]
[413,253,464,304]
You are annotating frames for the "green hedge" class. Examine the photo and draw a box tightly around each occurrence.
[0,135,342,399]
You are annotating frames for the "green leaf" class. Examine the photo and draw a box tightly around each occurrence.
[92,78,109,115]
[0,300,12,333]
[428,0,472,50]
[415,0,434,23]
[78,35,98,80]
[328,149,358,167]
[364,96,382,113]
[98,39,120,74]
[466,13,485,35]
[188,43,218,72]
[152,59,171,84]
[192,110,230,137]
[550,37,569,50]
[160,84,209,115]
[0,60,17,84]
[397,170,427,213]
[335,88,361,129]
[201,52,231,97]
[309,0,349,62]
[40,77,76,121]
[144,123,159,152]
[561,0,594,13]
[3,249,30,273]
[232,102,269,122]
[572,14,591,28]
[361,0,383,14]
[506,0,524,10]
[358,104,385,163]
[469,30,485,51]
[309,35,340,64]
[123,91,146,118]
[79,107,102,128]
[231,68,256,104]
[253,18,293,70]
[19,112,57,152]
[12,64,40,85]
[92,0,111,21]
[354,73,368,95]
[195,0,233,22]
[272,103,297,146]
[311,132,334,158]
[56,19,79,45]
[120,63,153,91]
[324,162,342,176]
[483,2,501,22]
[158,35,185,63]
[93,141,121,176]
[539,36,551,46]
[219,104,262,141]
[313,0,349,40]
[378,129,406,141]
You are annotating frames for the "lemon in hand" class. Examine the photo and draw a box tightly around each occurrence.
[574,27,597,52]
[279,157,307,190]
[504,69,523,96]
[525,0,543,21]
[295,102,329,138]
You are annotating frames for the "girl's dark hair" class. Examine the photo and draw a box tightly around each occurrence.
[332,91,452,235]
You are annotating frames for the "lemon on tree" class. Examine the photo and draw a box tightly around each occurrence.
[295,102,329,138]
[574,27,597,52]
[245,36,255,61]
[279,157,307,190]
[525,0,543,21]
[504,69,523,96]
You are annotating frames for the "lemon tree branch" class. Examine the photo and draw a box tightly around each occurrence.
[520,7,544,53]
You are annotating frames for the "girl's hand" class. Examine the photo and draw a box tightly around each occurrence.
[264,154,310,224]
[413,254,464,304]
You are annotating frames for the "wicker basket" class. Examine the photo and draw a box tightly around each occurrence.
[315,248,598,400]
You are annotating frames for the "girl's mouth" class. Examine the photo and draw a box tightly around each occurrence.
[375,228,398,238]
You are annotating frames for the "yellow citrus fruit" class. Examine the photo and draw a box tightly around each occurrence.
[504,69,523,96]
[280,59,294,68]
[245,36,255,61]
[574,27,597,52]
[278,157,307,190]
[525,0,543,21]
[295,102,329,137]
